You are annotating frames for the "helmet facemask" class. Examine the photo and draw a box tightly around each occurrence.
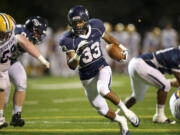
[25,16,47,45]
[31,27,46,45]
[0,31,12,45]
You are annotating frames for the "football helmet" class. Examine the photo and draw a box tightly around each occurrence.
[0,13,16,45]
[170,89,180,119]
[25,16,47,44]
[67,5,89,35]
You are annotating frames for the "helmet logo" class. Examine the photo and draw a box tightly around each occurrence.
[85,9,88,16]
[72,16,80,20]
[32,19,41,26]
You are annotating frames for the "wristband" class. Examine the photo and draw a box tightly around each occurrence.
[119,44,128,51]
[38,55,48,65]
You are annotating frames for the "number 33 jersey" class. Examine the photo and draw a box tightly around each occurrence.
[59,18,108,80]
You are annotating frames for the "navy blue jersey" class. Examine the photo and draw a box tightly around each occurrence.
[59,18,108,80]
[137,47,180,74]
[10,25,32,64]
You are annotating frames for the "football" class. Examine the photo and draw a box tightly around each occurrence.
[106,44,126,61]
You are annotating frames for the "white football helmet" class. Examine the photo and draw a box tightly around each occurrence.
[169,89,180,119]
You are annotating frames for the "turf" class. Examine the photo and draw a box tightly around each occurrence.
[2,73,180,135]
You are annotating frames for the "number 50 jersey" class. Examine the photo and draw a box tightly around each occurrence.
[59,18,108,80]
[0,32,16,72]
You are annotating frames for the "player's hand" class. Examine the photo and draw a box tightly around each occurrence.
[44,61,50,69]
[76,40,88,56]
[38,55,50,69]
[119,44,128,62]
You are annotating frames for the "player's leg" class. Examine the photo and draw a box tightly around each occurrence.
[134,58,175,124]
[8,62,26,127]
[124,58,149,109]
[97,66,140,127]
[0,71,10,128]
[81,77,129,135]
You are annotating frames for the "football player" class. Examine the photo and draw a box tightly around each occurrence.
[169,89,180,119]
[0,13,49,128]
[59,5,140,135]
[116,47,180,124]
[3,16,48,127]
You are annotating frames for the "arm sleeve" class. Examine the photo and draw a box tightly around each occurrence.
[90,18,105,36]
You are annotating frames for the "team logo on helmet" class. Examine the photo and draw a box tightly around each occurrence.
[175,89,180,99]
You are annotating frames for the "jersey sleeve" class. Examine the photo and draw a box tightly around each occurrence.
[89,18,105,36]
[15,25,31,40]
[15,25,24,35]
[59,31,74,52]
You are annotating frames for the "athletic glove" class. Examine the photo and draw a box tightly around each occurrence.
[119,44,128,62]
[76,40,89,56]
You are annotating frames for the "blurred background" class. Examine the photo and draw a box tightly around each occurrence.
[1,0,180,76]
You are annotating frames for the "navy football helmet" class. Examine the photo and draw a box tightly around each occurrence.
[67,5,89,35]
[25,16,47,44]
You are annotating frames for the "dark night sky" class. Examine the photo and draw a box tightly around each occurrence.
[1,0,180,33]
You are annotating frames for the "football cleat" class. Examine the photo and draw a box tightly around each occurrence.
[153,114,176,124]
[118,116,130,135]
[10,112,25,127]
[0,117,8,129]
[124,109,140,127]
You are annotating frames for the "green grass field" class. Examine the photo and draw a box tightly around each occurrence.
[2,73,180,135]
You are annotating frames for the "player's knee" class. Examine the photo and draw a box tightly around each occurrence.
[98,83,110,96]
[97,109,108,116]
[164,81,170,92]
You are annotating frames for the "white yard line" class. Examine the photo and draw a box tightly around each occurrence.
[24,101,39,105]
[30,81,123,90]
[26,121,111,125]
[53,98,86,103]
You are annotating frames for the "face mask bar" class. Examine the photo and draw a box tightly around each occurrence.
[0,31,12,45]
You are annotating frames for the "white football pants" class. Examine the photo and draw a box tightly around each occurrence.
[81,66,112,116]
[5,61,27,105]
[128,58,170,102]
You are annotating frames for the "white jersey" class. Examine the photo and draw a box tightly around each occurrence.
[0,32,16,72]
[161,29,178,48]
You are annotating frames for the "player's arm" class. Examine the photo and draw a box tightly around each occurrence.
[15,35,50,68]
[102,32,128,60]
[169,71,180,87]
[102,32,120,45]
[66,51,79,70]
[66,40,88,70]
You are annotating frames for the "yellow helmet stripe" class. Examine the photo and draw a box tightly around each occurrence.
[5,14,16,31]
[0,13,8,31]
[0,13,11,32]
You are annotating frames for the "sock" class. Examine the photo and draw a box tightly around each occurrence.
[13,105,22,114]
[156,104,165,116]
[114,114,128,130]
[0,110,3,117]
[118,100,128,113]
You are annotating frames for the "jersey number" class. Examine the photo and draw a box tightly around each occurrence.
[82,42,101,64]
[0,45,15,63]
